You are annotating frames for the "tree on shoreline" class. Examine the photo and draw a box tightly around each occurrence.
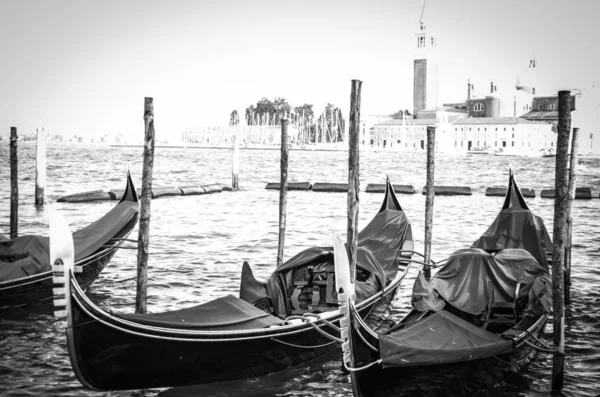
[390,109,412,119]
[233,97,346,144]
[229,110,239,126]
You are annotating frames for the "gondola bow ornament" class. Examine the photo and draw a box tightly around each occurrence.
[334,232,355,368]
[50,209,75,326]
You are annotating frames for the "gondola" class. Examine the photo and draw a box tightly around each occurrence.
[337,171,554,397]
[0,172,139,315]
[50,178,414,391]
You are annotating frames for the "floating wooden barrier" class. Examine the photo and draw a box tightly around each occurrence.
[541,187,593,199]
[265,182,311,191]
[58,183,230,202]
[365,183,415,194]
[152,187,182,199]
[202,184,223,194]
[179,186,206,195]
[312,182,348,192]
[109,188,143,201]
[57,190,113,203]
[421,186,472,196]
[486,186,536,198]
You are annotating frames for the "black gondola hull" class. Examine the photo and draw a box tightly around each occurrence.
[0,173,139,315]
[348,313,547,397]
[0,240,124,313]
[68,271,405,391]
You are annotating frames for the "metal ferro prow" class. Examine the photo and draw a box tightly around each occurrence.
[49,209,75,325]
[333,233,356,367]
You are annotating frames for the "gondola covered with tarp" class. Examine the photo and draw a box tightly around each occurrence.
[52,178,415,391]
[0,172,139,314]
[338,171,553,397]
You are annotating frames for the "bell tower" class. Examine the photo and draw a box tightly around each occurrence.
[413,1,439,118]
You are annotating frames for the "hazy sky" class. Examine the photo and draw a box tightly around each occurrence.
[1,0,598,142]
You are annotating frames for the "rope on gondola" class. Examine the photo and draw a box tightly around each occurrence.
[270,338,338,349]
[302,313,341,333]
[522,338,557,354]
[283,315,343,343]
[343,359,382,372]
[354,326,378,352]
[520,328,553,350]
[492,346,536,365]
[76,246,118,265]
[108,238,138,243]
[398,250,448,269]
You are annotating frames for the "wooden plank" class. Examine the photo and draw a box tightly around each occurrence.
[421,186,472,196]
[365,183,415,194]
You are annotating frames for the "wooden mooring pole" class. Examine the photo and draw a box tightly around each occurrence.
[35,127,46,207]
[136,97,156,314]
[565,127,579,305]
[276,117,289,268]
[10,127,18,239]
[423,126,436,280]
[348,79,362,282]
[232,124,240,190]
[551,90,571,391]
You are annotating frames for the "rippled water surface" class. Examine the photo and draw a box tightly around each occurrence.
[1,144,599,396]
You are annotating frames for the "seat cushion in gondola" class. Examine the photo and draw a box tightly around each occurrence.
[119,294,283,330]
[0,236,50,281]
[0,202,138,283]
[379,310,514,368]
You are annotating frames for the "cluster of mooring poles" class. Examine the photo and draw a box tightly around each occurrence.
[5,85,577,393]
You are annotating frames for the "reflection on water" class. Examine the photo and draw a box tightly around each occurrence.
[0,145,599,396]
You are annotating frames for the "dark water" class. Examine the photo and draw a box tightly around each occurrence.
[0,144,599,396]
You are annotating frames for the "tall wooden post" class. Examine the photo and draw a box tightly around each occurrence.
[35,127,46,206]
[232,124,240,190]
[565,127,579,305]
[551,90,571,390]
[348,79,362,282]
[136,97,156,314]
[10,127,18,239]
[276,117,289,268]
[424,126,436,280]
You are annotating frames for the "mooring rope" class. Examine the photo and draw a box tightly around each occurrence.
[343,359,382,372]
[522,338,557,354]
[354,326,379,352]
[283,315,343,344]
[270,338,337,349]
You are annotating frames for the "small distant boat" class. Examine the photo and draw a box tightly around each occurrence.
[0,172,139,315]
[50,178,414,391]
[337,171,553,397]
[540,148,556,158]
[466,146,492,155]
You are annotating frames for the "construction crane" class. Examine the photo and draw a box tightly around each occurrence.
[419,0,427,30]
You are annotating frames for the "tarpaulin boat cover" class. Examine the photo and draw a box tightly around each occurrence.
[412,248,551,317]
[240,209,411,318]
[472,210,552,270]
[471,173,552,269]
[379,310,514,368]
[0,201,138,282]
[119,294,283,330]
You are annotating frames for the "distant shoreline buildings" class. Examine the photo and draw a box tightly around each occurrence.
[363,18,584,155]
[175,10,593,155]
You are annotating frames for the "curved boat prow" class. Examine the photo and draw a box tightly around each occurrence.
[502,168,528,210]
[49,210,75,324]
[333,233,355,369]
[120,170,139,203]
[379,175,402,213]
